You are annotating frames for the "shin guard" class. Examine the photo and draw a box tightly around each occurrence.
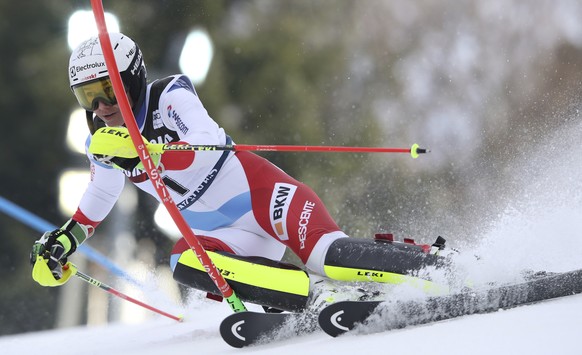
[323,238,450,293]
[173,250,310,312]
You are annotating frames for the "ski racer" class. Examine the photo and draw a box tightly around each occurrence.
[30,33,451,312]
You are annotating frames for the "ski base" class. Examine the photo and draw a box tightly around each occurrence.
[319,268,582,337]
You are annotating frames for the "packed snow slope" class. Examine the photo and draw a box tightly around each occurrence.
[1,291,581,355]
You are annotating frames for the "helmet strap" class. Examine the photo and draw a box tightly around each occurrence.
[86,110,96,134]
[85,111,106,135]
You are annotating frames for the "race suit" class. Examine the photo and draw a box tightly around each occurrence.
[74,74,347,275]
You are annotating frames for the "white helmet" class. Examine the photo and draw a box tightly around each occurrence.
[68,33,146,111]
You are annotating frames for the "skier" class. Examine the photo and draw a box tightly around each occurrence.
[30,33,450,312]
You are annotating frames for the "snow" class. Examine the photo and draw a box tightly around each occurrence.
[1,291,581,355]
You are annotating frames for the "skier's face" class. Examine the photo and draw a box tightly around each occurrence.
[93,92,133,127]
[94,100,125,127]
[72,76,132,127]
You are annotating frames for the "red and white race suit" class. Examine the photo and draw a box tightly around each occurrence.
[75,75,347,275]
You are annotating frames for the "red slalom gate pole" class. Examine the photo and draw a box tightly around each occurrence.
[90,0,246,312]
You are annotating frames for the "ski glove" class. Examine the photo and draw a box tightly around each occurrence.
[92,152,161,171]
[89,126,161,171]
[30,219,91,286]
[93,154,141,171]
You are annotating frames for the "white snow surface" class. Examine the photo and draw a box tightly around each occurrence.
[1,292,581,355]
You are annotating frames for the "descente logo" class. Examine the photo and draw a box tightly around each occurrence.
[70,62,106,77]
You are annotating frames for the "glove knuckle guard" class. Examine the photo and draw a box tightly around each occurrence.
[31,220,89,286]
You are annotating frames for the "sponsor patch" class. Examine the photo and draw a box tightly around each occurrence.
[298,200,315,249]
[167,105,189,134]
[269,183,297,241]
[152,109,163,129]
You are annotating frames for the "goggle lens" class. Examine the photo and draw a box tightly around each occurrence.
[72,77,117,111]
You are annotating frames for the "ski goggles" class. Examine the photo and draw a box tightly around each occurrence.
[72,76,117,111]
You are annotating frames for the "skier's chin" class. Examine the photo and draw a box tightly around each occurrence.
[102,113,125,127]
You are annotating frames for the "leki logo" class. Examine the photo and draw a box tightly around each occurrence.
[269,183,297,241]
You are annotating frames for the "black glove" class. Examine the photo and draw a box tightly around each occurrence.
[93,152,142,171]
[30,219,88,279]
[111,156,141,171]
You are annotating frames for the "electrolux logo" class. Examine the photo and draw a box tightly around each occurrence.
[71,62,106,77]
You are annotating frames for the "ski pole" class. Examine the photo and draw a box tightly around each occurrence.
[151,143,428,158]
[71,265,183,322]
[91,0,246,313]
[90,127,430,159]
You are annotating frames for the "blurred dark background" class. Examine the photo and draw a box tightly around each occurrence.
[2,0,582,335]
